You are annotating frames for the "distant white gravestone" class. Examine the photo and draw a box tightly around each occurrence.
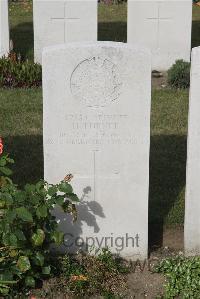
[185,47,200,256]
[128,0,192,70]
[33,0,97,63]
[0,0,9,57]
[43,42,151,260]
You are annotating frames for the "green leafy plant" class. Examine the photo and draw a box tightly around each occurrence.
[0,180,79,294]
[155,255,200,298]
[0,138,79,295]
[0,138,14,188]
[167,59,190,89]
[0,52,42,88]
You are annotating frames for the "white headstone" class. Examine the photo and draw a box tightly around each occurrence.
[185,47,200,256]
[43,42,151,260]
[127,0,192,70]
[33,0,97,63]
[0,0,9,57]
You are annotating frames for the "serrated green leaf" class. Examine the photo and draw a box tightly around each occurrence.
[36,205,47,218]
[14,230,26,241]
[33,252,45,267]
[35,181,44,193]
[3,193,13,206]
[31,229,45,247]
[14,191,26,203]
[67,193,79,202]
[2,234,10,246]
[25,276,35,288]
[9,250,18,258]
[0,272,13,282]
[58,182,73,194]
[6,157,14,164]
[0,158,6,167]
[24,184,35,193]
[9,234,18,246]
[42,266,51,275]
[0,200,5,208]
[55,195,65,205]
[17,256,31,273]
[0,167,12,176]
[6,210,16,222]
[48,185,58,196]
[16,207,33,222]
[51,231,64,245]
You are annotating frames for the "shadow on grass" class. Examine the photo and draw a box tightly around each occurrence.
[10,21,127,60]
[149,134,187,251]
[98,19,199,46]
[4,135,43,187]
[9,13,200,58]
[10,22,34,60]
[192,20,200,48]
[98,22,127,42]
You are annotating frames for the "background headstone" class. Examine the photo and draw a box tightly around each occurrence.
[185,46,200,256]
[33,0,97,63]
[0,0,9,57]
[43,42,151,260]
[127,0,192,70]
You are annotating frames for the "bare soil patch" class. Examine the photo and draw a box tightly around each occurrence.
[152,71,168,89]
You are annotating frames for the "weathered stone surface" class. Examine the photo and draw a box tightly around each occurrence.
[185,46,200,256]
[43,42,151,260]
[33,0,97,63]
[0,0,9,57]
[128,0,192,70]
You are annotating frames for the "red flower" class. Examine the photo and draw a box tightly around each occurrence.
[0,138,3,155]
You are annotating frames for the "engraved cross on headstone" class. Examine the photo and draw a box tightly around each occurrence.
[51,1,80,43]
[146,1,172,48]
[75,150,120,201]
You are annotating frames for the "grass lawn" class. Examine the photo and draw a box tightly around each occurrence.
[0,88,43,185]
[1,2,200,231]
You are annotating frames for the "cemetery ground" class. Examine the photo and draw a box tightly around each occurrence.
[0,1,200,298]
